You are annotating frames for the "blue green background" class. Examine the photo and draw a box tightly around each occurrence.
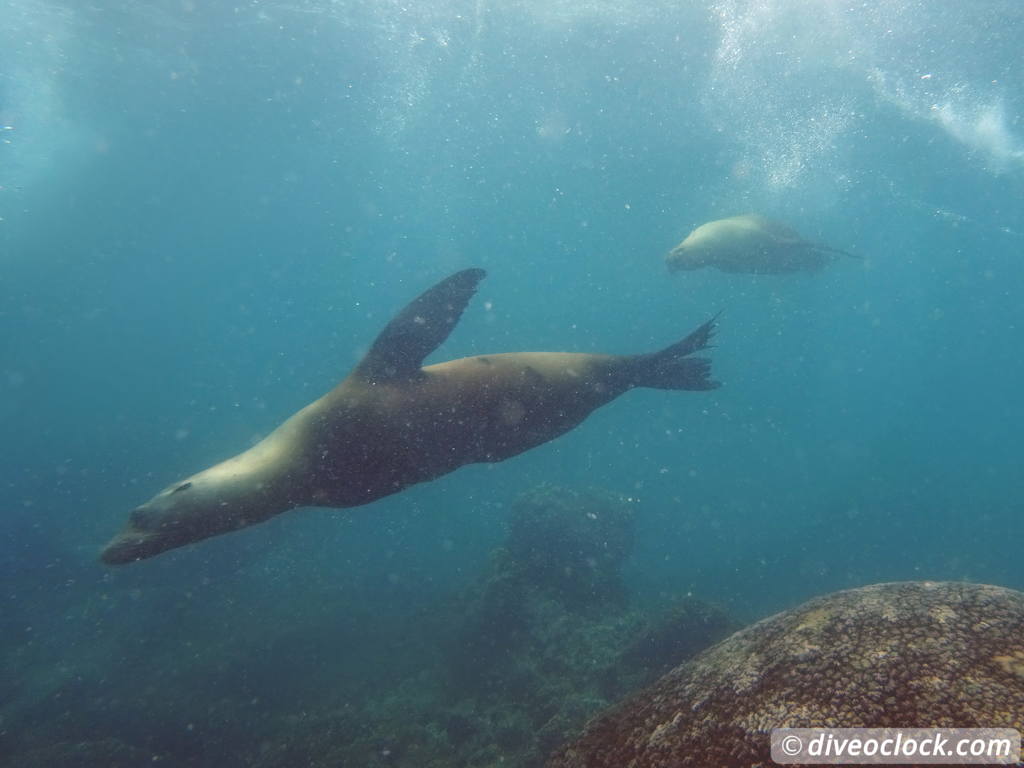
[1,0,1022,759]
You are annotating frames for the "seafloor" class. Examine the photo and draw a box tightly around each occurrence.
[0,485,737,768]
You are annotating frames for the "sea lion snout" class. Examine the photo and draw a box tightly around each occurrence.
[98,508,158,563]
[665,245,704,272]
[101,511,196,564]
[100,527,157,565]
[102,501,195,563]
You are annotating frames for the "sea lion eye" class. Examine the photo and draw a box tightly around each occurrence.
[172,482,193,494]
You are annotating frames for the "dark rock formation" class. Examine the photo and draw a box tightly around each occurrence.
[504,485,636,607]
[608,595,741,695]
[252,486,734,768]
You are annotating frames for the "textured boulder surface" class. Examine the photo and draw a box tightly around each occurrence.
[549,581,1024,768]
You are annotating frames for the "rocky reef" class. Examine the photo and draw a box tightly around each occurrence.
[549,581,1024,768]
[0,485,734,768]
[504,485,636,606]
[249,485,735,768]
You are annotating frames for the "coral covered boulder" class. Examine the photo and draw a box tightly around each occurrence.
[549,581,1024,768]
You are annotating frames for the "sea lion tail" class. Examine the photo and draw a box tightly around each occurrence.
[626,315,720,391]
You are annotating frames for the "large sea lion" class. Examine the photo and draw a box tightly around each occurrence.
[666,213,856,274]
[101,269,718,564]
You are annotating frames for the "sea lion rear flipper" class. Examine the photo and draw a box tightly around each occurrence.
[355,268,487,382]
[625,315,720,391]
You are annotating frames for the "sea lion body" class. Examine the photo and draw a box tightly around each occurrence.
[101,270,718,564]
[309,351,630,508]
[666,213,853,274]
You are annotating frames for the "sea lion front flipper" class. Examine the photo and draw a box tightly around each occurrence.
[355,268,487,382]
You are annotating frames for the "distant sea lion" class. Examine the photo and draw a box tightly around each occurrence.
[101,269,719,564]
[666,213,857,274]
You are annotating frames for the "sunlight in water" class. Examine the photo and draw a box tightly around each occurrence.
[867,65,1024,175]
[0,0,97,207]
[705,0,854,194]
[708,0,1024,188]
[929,100,1024,175]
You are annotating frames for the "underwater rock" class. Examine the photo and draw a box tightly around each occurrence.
[504,485,636,606]
[432,485,737,766]
[249,486,735,768]
[449,486,638,693]
[549,581,1024,768]
[611,595,740,689]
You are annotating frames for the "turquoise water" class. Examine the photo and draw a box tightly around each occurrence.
[2,0,1023,764]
